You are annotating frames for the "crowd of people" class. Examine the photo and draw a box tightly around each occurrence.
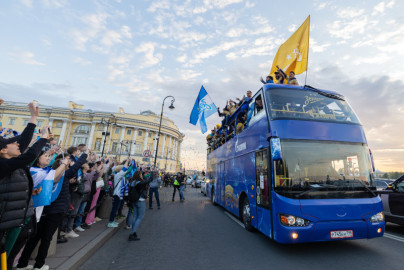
[206,67,299,153]
[0,100,189,270]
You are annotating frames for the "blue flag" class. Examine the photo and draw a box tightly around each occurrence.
[189,86,217,134]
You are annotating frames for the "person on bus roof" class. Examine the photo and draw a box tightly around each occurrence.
[260,76,274,84]
[276,65,299,85]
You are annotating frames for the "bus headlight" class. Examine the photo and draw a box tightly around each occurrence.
[370,212,384,223]
[280,214,310,227]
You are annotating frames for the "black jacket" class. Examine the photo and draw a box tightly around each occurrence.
[0,123,48,231]
[44,153,88,214]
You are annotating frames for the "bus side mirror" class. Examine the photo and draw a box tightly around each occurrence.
[270,137,283,161]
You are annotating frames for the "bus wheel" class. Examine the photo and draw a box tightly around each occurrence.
[242,198,254,231]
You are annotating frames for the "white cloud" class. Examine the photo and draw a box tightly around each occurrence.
[74,57,91,66]
[288,24,297,32]
[310,38,330,52]
[372,1,395,15]
[10,50,45,66]
[121,25,132,38]
[21,0,33,8]
[178,69,202,80]
[337,8,364,19]
[147,0,171,12]
[328,17,372,39]
[41,0,68,8]
[226,27,245,37]
[245,1,255,8]
[71,12,109,51]
[135,42,162,67]
[190,40,248,64]
[192,0,243,14]
[317,2,327,10]
[101,30,122,47]
[176,54,187,63]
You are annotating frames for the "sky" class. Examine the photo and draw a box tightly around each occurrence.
[0,0,403,172]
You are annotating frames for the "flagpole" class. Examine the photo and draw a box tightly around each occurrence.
[304,15,310,86]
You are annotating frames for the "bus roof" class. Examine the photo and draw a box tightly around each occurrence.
[262,84,345,101]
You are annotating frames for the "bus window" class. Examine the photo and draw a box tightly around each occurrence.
[255,149,270,207]
[254,94,264,115]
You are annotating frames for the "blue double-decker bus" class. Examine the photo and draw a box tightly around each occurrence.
[206,84,385,243]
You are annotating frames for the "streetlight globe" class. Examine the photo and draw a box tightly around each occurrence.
[169,100,175,110]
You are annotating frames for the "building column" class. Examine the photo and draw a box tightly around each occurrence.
[172,139,177,160]
[59,120,68,145]
[87,123,96,149]
[48,119,54,128]
[130,128,138,156]
[118,126,126,153]
[152,132,158,158]
[167,136,172,160]
[143,130,149,152]
[178,141,182,161]
[160,134,166,158]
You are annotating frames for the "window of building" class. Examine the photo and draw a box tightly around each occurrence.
[95,140,101,151]
[74,125,90,134]
[111,142,118,153]
[138,130,143,136]
[37,120,43,127]
[148,132,153,138]
[97,124,104,131]
[134,144,142,154]
[23,119,29,126]
[127,129,132,135]
[56,121,63,128]
[8,118,16,125]
[115,127,120,134]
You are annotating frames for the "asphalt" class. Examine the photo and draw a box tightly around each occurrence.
[78,186,404,270]
[27,186,404,270]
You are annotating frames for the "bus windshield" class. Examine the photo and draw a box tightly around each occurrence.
[274,140,376,199]
[266,88,360,124]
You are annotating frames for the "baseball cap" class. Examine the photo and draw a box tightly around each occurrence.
[0,136,19,150]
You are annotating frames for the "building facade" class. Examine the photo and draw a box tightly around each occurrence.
[0,101,184,172]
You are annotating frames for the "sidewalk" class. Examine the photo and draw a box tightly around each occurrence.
[26,213,127,270]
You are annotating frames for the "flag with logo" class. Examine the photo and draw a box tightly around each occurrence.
[189,86,217,134]
[270,15,310,78]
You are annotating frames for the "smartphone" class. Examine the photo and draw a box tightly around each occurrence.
[48,127,51,134]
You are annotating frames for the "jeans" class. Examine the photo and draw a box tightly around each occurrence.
[66,192,83,232]
[17,213,63,269]
[131,200,146,234]
[74,200,88,228]
[172,185,180,200]
[179,185,185,200]
[109,195,122,222]
[126,206,134,226]
[149,187,160,208]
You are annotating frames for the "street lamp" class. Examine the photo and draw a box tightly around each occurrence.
[100,117,116,157]
[154,95,175,169]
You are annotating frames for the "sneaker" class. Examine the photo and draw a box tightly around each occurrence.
[60,231,66,236]
[64,230,79,238]
[125,225,132,230]
[57,236,68,244]
[81,223,91,229]
[94,217,102,222]
[128,233,140,241]
[75,226,85,232]
[16,265,34,270]
[112,221,119,226]
[33,265,49,270]
[107,222,118,228]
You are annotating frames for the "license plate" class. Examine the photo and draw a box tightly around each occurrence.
[330,230,353,239]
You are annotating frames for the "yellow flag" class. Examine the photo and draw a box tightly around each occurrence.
[270,16,310,78]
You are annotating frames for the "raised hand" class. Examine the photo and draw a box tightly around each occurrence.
[28,102,39,124]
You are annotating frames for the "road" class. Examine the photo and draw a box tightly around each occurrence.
[79,186,404,270]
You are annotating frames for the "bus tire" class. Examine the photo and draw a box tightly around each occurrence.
[242,197,254,232]
[211,188,217,205]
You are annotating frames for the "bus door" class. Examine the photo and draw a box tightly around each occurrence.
[255,149,272,237]
[215,161,225,206]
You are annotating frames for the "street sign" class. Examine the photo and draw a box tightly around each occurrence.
[143,150,151,157]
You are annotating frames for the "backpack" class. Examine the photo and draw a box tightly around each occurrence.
[128,182,141,203]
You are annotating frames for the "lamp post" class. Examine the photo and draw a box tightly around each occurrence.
[100,117,116,157]
[154,96,175,169]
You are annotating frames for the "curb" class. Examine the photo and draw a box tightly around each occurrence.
[56,221,124,270]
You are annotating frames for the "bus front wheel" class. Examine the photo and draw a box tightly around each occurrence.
[242,198,254,232]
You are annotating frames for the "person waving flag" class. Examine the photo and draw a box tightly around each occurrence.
[189,86,217,134]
